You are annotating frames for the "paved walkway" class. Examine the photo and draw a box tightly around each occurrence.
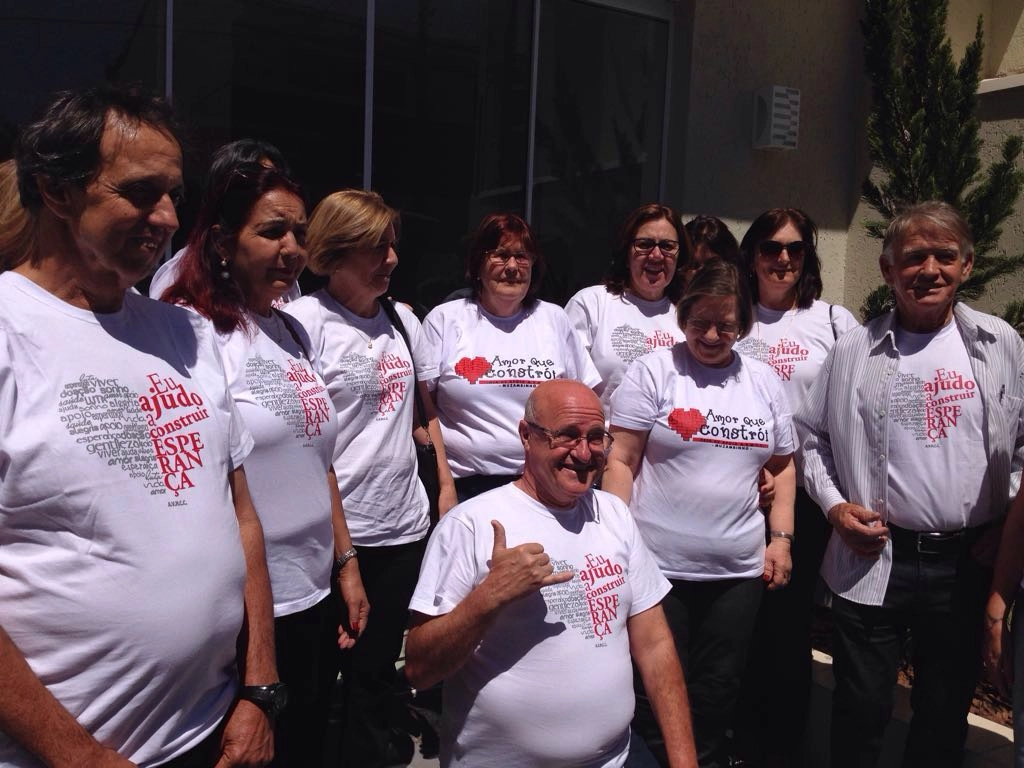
[404,650,1014,767]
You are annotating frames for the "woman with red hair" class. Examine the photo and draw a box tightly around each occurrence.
[423,213,600,501]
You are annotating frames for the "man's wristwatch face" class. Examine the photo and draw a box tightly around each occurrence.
[241,683,289,718]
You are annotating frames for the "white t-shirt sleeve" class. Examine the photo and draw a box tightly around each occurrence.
[421,306,445,391]
[397,302,439,382]
[409,512,482,616]
[194,317,254,470]
[764,368,796,457]
[557,307,601,388]
[829,303,860,338]
[608,355,662,431]
[565,287,597,351]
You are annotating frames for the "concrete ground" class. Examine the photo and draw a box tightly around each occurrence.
[403,650,1014,767]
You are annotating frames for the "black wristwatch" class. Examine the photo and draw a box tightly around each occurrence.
[240,683,289,718]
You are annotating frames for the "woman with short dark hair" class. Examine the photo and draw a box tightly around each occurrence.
[603,258,796,768]
[565,204,691,409]
[425,212,599,501]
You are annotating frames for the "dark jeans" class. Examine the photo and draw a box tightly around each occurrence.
[337,537,427,768]
[737,487,831,765]
[830,544,990,768]
[634,576,763,768]
[272,593,339,767]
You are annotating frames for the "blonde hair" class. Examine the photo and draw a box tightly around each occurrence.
[306,189,398,275]
[0,159,36,271]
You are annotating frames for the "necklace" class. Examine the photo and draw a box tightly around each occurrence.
[351,324,374,349]
[754,303,799,344]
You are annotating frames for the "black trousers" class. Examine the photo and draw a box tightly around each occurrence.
[830,544,989,768]
[272,593,339,767]
[633,576,763,768]
[737,487,831,765]
[336,537,427,768]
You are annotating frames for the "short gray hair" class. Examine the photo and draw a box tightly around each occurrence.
[881,201,973,263]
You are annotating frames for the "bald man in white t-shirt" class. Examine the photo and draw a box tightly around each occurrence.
[405,380,697,768]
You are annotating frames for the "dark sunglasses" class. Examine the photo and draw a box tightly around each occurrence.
[759,240,808,258]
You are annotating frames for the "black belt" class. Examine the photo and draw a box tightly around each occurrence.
[888,522,989,557]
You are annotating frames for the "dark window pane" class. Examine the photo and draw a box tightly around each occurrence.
[532,0,668,302]
[373,0,533,313]
[170,0,365,263]
[1,1,166,157]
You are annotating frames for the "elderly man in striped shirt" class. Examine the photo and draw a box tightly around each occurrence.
[797,201,1024,768]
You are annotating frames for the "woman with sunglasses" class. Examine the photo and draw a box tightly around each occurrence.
[603,258,796,768]
[732,207,858,766]
[161,165,368,767]
[424,212,599,501]
[565,204,691,409]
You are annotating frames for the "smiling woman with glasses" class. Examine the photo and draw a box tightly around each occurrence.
[602,258,796,767]
[422,213,600,502]
[731,207,859,766]
[565,203,694,410]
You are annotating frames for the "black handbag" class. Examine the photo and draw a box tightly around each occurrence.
[379,298,441,524]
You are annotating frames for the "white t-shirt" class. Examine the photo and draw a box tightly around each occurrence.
[565,285,683,409]
[0,272,253,767]
[215,310,338,616]
[610,345,795,580]
[886,320,990,530]
[422,299,601,478]
[734,300,857,482]
[410,483,669,768]
[149,248,300,305]
[734,300,858,414]
[285,291,436,546]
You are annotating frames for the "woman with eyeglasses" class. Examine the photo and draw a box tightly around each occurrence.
[732,208,857,767]
[423,212,599,502]
[160,165,369,768]
[283,189,455,765]
[603,258,796,768]
[565,204,690,410]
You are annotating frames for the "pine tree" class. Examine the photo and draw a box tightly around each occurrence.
[859,0,1024,322]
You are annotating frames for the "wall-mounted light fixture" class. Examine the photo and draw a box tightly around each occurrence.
[752,85,800,150]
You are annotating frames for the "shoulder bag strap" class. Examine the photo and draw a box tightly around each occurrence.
[379,298,430,433]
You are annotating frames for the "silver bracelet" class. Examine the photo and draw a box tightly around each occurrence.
[335,547,358,570]
[769,531,795,544]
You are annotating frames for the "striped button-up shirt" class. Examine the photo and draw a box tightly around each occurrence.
[796,303,1024,605]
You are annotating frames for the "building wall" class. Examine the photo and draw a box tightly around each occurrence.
[667,0,871,309]
[667,0,1024,321]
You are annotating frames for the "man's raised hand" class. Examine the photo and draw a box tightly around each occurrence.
[484,520,575,607]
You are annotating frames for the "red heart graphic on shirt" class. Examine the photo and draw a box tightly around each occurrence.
[454,356,492,384]
[667,408,706,440]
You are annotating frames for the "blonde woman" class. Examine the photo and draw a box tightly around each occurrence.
[285,189,455,764]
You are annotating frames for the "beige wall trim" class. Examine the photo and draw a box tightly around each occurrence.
[978,72,1024,93]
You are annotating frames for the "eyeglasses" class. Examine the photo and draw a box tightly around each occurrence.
[632,238,680,256]
[485,248,534,266]
[759,240,808,258]
[526,420,614,452]
[685,318,740,337]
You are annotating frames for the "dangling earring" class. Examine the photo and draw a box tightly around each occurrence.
[220,257,230,281]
